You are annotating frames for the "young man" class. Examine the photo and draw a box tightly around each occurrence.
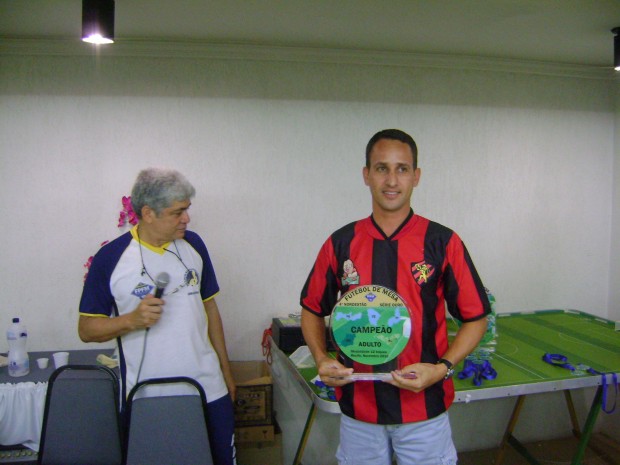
[79,167,236,465]
[301,129,490,465]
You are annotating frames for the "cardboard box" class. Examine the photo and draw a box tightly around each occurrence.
[231,361,273,427]
[235,424,275,444]
[272,317,336,352]
[236,431,282,464]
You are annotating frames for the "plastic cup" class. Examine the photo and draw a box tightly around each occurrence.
[52,351,69,369]
[36,358,49,369]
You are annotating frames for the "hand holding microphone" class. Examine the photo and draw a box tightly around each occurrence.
[134,272,170,383]
[134,272,170,330]
[153,272,170,298]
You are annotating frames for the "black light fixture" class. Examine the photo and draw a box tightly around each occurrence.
[82,0,115,45]
[613,27,620,71]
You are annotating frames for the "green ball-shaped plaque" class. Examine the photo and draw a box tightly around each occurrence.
[331,285,412,365]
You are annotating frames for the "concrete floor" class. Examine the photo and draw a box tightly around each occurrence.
[458,433,620,465]
[236,432,620,465]
[4,432,616,464]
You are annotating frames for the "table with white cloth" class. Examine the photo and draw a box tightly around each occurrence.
[0,349,113,452]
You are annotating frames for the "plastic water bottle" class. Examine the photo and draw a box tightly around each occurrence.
[7,318,29,377]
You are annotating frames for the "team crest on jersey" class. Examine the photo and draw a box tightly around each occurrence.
[411,261,435,285]
[341,259,360,285]
[132,282,154,299]
[184,269,200,286]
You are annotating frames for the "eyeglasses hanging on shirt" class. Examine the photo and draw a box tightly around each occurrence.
[137,230,194,297]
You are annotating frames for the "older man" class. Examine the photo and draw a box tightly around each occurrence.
[79,167,236,465]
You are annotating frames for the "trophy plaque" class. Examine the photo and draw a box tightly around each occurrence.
[330,285,415,381]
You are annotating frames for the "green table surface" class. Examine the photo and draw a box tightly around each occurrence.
[293,310,620,405]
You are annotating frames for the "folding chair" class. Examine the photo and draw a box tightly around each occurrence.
[38,364,122,465]
[124,376,213,465]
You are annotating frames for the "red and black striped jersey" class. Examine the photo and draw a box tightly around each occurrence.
[300,210,490,424]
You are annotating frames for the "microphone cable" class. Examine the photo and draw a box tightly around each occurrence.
[136,328,149,384]
[133,272,169,387]
[135,328,149,386]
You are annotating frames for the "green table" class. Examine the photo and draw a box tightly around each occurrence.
[271,310,620,465]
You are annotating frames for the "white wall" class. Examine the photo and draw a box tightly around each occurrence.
[0,43,616,364]
[609,77,620,324]
[1,40,617,450]
[598,75,620,442]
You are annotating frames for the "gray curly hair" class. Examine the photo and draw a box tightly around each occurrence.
[131,167,196,218]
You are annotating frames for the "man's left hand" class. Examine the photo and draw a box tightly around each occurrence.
[385,363,445,392]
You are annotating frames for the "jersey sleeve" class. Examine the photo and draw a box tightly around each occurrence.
[79,236,130,317]
[443,232,490,322]
[184,231,220,301]
[300,236,340,317]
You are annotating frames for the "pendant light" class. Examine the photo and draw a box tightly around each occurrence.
[82,0,115,45]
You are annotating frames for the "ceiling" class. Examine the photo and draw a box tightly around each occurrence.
[1,0,620,68]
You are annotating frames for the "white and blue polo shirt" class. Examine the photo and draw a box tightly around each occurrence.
[79,226,228,402]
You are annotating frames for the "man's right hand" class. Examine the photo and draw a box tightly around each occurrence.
[317,356,354,387]
[130,294,164,330]
[79,295,165,342]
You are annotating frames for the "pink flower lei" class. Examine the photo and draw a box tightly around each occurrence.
[83,196,137,281]
[118,196,139,227]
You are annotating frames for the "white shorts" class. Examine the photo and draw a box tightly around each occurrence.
[336,412,458,465]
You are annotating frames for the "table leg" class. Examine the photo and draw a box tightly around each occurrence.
[570,386,603,465]
[292,403,318,465]
[563,390,581,438]
[506,435,543,465]
[495,395,526,465]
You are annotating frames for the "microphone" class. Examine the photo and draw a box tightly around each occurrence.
[154,272,170,298]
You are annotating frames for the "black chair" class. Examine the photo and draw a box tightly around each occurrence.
[38,364,123,465]
[124,376,213,465]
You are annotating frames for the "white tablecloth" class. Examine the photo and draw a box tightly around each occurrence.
[0,382,47,451]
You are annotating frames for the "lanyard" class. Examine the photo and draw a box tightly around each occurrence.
[600,372,618,414]
[457,359,498,386]
[542,353,618,414]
